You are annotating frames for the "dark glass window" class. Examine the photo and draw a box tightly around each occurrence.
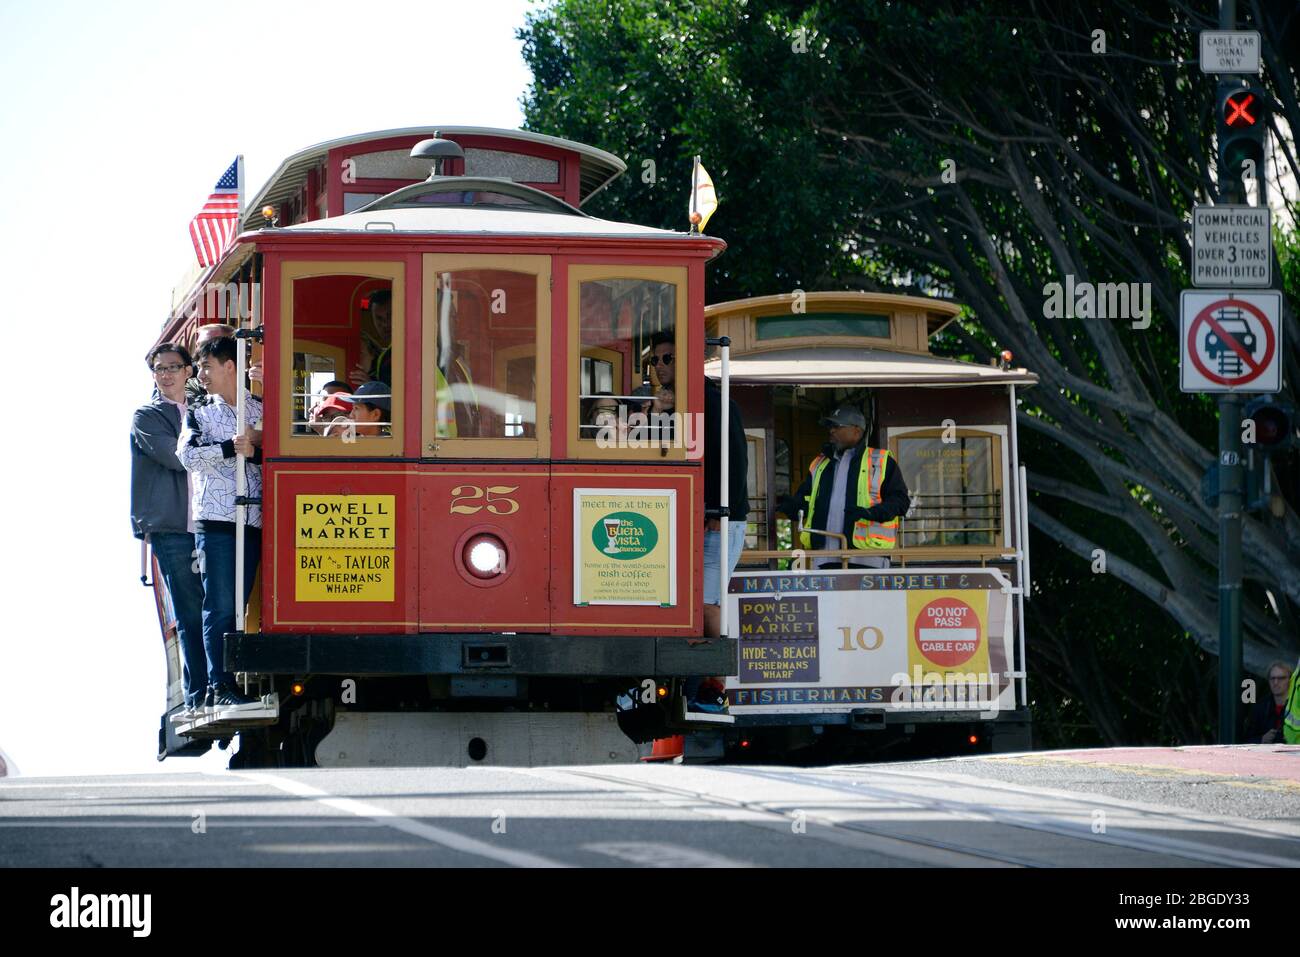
[755,313,890,340]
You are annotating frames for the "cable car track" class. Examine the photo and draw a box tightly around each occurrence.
[815,763,1300,848]
[724,766,1300,868]
[553,768,1043,867]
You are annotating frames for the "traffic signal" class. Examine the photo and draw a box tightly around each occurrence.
[1245,398,1296,455]
[1217,82,1269,181]
[1243,398,1294,516]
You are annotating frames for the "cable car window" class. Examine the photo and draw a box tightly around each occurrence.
[279,263,404,457]
[577,277,676,443]
[891,429,1003,547]
[404,190,536,208]
[431,269,537,441]
[344,192,384,213]
[463,148,560,183]
[756,313,890,340]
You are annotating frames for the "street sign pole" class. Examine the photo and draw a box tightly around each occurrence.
[1216,0,1242,744]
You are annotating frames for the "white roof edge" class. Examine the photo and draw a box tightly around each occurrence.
[245,126,627,220]
[703,350,1039,387]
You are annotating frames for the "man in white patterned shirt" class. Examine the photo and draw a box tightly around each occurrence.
[177,335,263,709]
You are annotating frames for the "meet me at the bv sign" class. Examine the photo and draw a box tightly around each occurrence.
[726,568,1016,713]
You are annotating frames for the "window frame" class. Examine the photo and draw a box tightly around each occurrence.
[420,253,552,459]
[278,260,405,458]
[885,424,1009,550]
[567,264,689,462]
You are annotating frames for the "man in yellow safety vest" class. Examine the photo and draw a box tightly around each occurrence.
[778,404,910,569]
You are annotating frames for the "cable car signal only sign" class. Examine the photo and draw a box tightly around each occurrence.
[1180,290,1282,393]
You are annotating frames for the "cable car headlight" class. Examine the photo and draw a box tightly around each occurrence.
[463,534,507,578]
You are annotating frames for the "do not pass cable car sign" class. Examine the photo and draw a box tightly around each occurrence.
[1180,290,1282,393]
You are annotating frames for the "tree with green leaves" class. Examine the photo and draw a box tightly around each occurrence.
[520,0,1299,744]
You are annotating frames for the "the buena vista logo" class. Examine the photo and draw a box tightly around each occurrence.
[1042,274,1152,329]
[50,886,151,937]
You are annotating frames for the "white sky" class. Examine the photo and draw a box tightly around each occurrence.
[0,0,536,776]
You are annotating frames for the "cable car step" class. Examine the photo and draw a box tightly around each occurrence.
[171,693,280,737]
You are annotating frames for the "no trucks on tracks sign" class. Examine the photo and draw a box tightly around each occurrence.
[1179,290,1282,394]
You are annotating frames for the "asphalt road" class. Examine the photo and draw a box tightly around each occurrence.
[4,747,1297,867]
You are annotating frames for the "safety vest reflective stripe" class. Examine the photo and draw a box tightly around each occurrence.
[799,455,827,550]
[1284,668,1300,745]
[854,448,899,549]
[799,448,898,550]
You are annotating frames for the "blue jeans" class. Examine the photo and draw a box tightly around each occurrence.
[150,532,207,707]
[702,521,747,605]
[691,521,748,703]
[195,527,261,691]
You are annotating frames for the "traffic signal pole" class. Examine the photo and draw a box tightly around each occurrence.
[1218,395,1243,744]
[1216,0,1243,744]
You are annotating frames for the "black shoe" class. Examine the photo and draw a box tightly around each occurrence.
[212,685,256,707]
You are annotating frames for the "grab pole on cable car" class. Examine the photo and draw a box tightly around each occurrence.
[233,271,261,637]
[707,335,732,639]
[234,319,247,635]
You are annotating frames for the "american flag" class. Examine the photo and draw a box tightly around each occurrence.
[189,157,242,267]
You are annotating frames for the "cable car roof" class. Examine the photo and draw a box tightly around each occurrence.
[244,126,626,229]
[704,346,1038,388]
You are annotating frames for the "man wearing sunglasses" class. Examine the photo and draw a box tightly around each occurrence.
[628,331,677,444]
[647,332,676,414]
[131,343,208,718]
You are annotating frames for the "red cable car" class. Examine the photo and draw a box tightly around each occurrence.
[149,127,733,767]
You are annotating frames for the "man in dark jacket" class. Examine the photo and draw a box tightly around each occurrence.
[778,404,910,569]
[703,375,749,632]
[132,343,207,714]
[1245,660,1294,744]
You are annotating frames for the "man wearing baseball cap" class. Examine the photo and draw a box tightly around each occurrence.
[777,403,909,569]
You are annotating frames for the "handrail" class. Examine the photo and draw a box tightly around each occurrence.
[738,546,1016,567]
[793,510,851,566]
[719,337,731,639]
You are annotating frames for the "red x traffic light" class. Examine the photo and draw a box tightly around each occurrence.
[1223,90,1257,128]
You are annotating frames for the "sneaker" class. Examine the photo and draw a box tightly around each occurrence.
[687,680,730,715]
[212,685,257,708]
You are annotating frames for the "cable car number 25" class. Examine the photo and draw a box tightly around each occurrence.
[449,485,520,515]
